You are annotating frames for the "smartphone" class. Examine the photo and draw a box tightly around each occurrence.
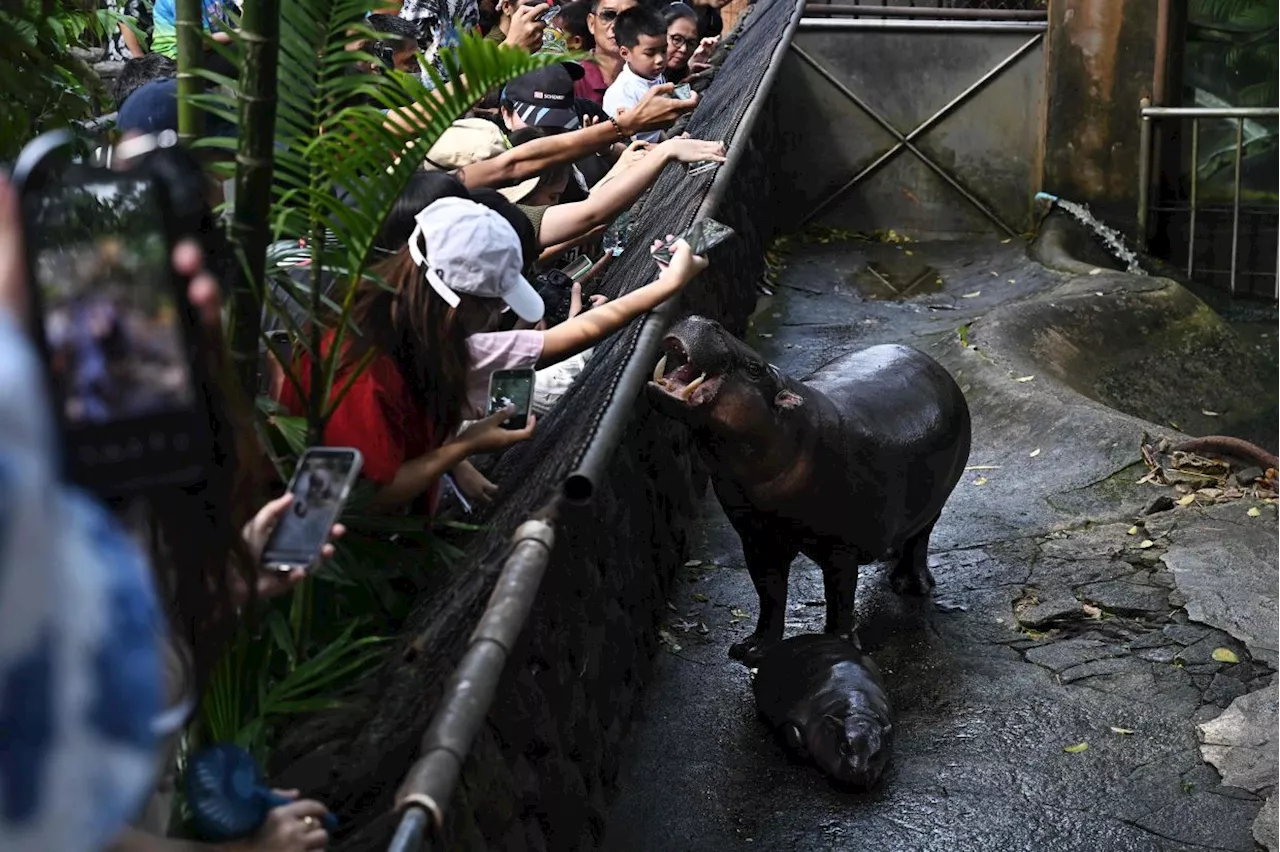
[261,447,364,572]
[488,368,536,430]
[13,130,214,496]
[651,217,736,265]
[562,254,594,282]
[539,3,562,22]
[673,83,693,100]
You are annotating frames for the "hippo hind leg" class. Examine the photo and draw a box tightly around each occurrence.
[889,514,939,597]
[727,520,799,667]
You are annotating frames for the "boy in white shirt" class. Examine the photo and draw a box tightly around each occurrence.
[602,7,669,143]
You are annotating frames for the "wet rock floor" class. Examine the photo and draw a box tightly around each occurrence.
[604,237,1278,852]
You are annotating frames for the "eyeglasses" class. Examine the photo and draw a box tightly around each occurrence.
[667,33,695,49]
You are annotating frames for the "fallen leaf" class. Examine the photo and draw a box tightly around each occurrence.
[1030,448,1042,458]
[905,250,914,256]
[1008,279,1017,284]
[1138,539,1155,549]
[990,271,999,277]
[1176,494,1196,507]
[1201,410,1219,417]
[1212,647,1239,664]
[1001,238,1012,244]
[962,291,981,298]
[1170,421,1181,430]
[658,629,682,653]
[730,608,751,620]
[684,559,703,567]
[1089,268,1102,275]
[666,600,679,612]
[1081,603,1103,619]
[1247,506,1261,517]
[698,622,710,635]
[1110,727,1134,735]
[1127,526,1140,536]
[1063,742,1089,754]
[966,465,1002,470]
[1015,375,1035,383]
[691,592,709,603]
[974,477,988,486]
[672,619,699,632]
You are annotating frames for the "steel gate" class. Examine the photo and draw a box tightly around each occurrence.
[772,2,1048,237]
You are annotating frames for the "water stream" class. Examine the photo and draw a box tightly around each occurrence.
[1035,191,1148,276]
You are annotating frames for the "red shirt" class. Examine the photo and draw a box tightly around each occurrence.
[277,331,441,514]
[573,56,609,105]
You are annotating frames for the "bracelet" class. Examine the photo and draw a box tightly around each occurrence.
[608,116,627,141]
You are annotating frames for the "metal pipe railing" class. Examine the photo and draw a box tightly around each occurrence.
[1137,102,1280,298]
[563,0,809,504]
[388,516,557,852]
[801,5,1045,20]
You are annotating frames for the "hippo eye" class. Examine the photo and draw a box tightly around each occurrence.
[744,361,764,379]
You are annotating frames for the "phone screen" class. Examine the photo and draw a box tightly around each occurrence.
[263,449,362,567]
[27,175,194,429]
[488,369,535,430]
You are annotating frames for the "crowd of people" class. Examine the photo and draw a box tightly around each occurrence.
[2,0,735,848]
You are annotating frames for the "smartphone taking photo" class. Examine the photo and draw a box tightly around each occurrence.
[488,368,536,430]
[651,217,735,265]
[261,448,364,572]
[13,131,213,496]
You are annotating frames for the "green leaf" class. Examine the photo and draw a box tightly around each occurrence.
[1063,742,1090,754]
[1211,647,1240,663]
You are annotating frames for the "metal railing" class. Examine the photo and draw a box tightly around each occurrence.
[802,3,1044,18]
[1137,99,1280,300]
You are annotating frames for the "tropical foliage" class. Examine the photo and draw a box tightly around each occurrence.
[0,0,127,159]
[172,0,560,771]
[1185,0,1278,196]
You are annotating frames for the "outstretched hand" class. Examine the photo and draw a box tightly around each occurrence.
[616,83,697,136]
[459,406,537,454]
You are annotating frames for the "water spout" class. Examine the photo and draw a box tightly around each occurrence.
[1036,192,1147,276]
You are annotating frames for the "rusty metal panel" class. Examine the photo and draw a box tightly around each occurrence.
[771,20,1045,237]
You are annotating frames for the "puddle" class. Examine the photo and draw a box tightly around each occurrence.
[849,248,945,301]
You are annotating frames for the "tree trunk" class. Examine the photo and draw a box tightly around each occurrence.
[228,0,281,398]
[174,0,205,142]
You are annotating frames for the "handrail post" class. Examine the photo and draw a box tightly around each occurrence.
[1137,97,1152,250]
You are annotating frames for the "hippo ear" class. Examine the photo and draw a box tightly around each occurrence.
[774,389,804,411]
[784,723,806,753]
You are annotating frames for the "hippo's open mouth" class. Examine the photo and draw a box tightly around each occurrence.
[648,336,724,407]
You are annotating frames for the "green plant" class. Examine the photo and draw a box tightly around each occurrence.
[0,0,130,159]
[176,0,557,771]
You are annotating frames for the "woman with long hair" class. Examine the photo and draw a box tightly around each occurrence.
[277,193,707,512]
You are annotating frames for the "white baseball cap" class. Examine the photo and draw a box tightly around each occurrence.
[408,197,545,323]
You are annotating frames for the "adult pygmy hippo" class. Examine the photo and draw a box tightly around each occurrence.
[753,634,894,789]
[646,315,971,665]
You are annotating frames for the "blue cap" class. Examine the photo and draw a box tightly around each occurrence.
[117,78,237,138]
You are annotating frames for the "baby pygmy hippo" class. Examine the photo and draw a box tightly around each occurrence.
[752,634,894,789]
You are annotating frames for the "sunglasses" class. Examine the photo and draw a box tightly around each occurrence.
[594,8,620,22]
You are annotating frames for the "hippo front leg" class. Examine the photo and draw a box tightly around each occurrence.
[727,521,799,667]
[815,548,861,642]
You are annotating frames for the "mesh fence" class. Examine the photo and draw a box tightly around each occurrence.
[453,0,800,565]
[271,0,803,825]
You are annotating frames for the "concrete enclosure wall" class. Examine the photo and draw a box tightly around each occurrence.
[773,19,1048,237]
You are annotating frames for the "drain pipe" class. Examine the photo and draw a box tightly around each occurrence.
[387,514,557,852]
[562,0,808,505]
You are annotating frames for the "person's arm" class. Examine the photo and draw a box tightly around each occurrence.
[534,137,725,247]
[536,240,707,367]
[110,795,331,851]
[371,407,535,508]
[456,84,698,189]
[119,20,146,57]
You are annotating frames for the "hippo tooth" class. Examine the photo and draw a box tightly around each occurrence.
[653,355,668,383]
[681,373,708,400]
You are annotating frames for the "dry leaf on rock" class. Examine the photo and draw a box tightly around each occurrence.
[1064,742,1089,754]
[1110,727,1135,735]
[1030,448,1041,458]
[1212,648,1240,664]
